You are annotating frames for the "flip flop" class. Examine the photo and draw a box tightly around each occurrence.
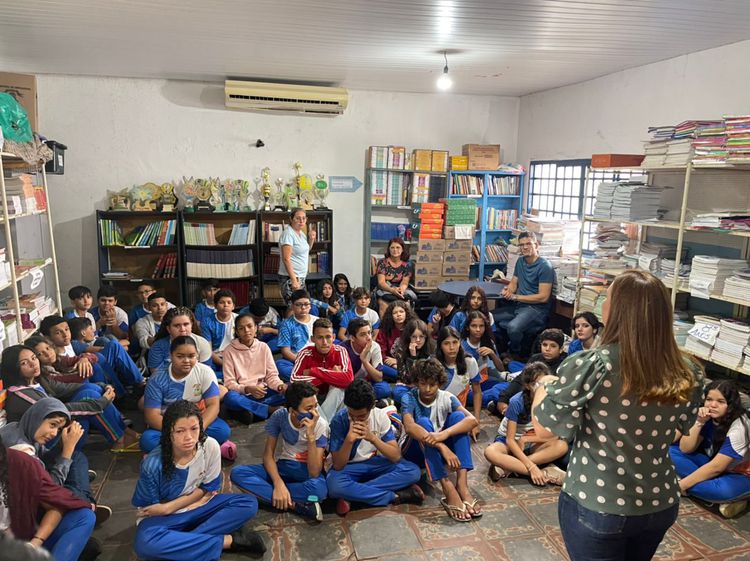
[440,497,471,523]
[110,440,141,454]
[463,498,483,518]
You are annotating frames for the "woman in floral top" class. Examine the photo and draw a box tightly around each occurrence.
[374,238,417,316]
[532,270,703,561]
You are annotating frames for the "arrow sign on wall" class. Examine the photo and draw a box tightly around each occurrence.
[328,176,363,192]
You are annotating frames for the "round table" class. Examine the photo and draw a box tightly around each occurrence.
[437,280,508,299]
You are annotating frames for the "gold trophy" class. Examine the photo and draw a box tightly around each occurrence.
[260,168,272,211]
[159,182,178,212]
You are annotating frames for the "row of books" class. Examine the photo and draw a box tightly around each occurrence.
[100,219,125,246]
[471,244,508,264]
[486,208,517,230]
[185,279,256,308]
[367,146,449,172]
[185,248,255,279]
[370,171,410,206]
[184,222,218,245]
[125,219,176,246]
[308,251,331,275]
[228,221,257,245]
[152,252,179,278]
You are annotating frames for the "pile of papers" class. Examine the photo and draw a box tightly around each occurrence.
[692,122,727,166]
[725,115,750,164]
[593,177,661,221]
[712,319,750,369]
[588,223,628,270]
[578,286,607,316]
[690,211,750,231]
[688,255,749,299]
[593,182,617,219]
[664,139,694,167]
[684,315,721,358]
[722,268,750,301]
[637,242,681,276]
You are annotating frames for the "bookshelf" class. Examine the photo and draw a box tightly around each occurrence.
[96,210,182,308]
[180,211,260,308]
[0,152,62,347]
[447,170,524,280]
[363,146,449,284]
[258,209,333,307]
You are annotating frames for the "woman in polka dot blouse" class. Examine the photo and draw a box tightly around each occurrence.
[531,270,704,561]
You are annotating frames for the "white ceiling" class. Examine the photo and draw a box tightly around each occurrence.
[2,0,750,96]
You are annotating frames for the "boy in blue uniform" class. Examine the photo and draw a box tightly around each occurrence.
[133,400,263,560]
[194,279,220,327]
[275,290,318,381]
[231,381,328,521]
[340,318,391,401]
[326,379,424,516]
[200,289,238,376]
[128,281,156,327]
[337,287,381,341]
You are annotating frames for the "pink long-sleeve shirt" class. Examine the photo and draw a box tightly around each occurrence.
[222,338,284,393]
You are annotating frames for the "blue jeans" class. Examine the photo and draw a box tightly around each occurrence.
[670,445,750,502]
[231,460,328,504]
[326,455,421,506]
[493,304,548,354]
[223,388,285,420]
[45,507,96,561]
[558,491,678,561]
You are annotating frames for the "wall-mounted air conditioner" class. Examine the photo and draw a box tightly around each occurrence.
[224,80,348,115]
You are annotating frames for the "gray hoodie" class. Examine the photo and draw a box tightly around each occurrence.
[0,397,73,485]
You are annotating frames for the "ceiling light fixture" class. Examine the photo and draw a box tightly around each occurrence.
[436,51,452,91]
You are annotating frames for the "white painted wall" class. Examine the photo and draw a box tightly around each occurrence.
[36,75,520,296]
[517,39,750,164]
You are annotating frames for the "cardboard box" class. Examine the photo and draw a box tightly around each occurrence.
[445,239,473,251]
[420,203,445,211]
[442,251,471,265]
[444,225,475,240]
[415,251,443,263]
[387,146,406,169]
[417,232,443,240]
[415,263,442,277]
[450,156,469,170]
[0,72,38,131]
[432,150,449,172]
[419,217,444,226]
[417,239,446,252]
[591,153,645,168]
[442,262,470,276]
[462,144,500,170]
[413,149,433,171]
[441,274,471,282]
[414,275,442,289]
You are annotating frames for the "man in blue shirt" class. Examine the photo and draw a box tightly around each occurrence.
[493,231,555,362]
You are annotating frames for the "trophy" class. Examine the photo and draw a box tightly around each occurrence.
[159,182,178,212]
[314,174,329,209]
[109,188,131,211]
[274,178,288,210]
[238,179,252,211]
[209,177,223,211]
[131,183,159,211]
[180,176,197,211]
[260,168,272,211]
[293,162,303,208]
[194,178,214,212]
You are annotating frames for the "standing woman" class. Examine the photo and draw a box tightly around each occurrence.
[531,270,703,561]
[279,208,316,312]
[374,238,417,317]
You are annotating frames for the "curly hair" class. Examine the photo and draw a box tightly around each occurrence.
[459,286,489,318]
[155,307,201,342]
[285,381,318,409]
[343,378,376,410]
[461,310,496,350]
[705,380,750,458]
[380,300,416,338]
[160,400,206,479]
[518,361,551,425]
[435,326,467,377]
[412,357,448,387]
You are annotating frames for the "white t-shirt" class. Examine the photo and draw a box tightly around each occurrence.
[219,313,237,351]
[265,408,329,462]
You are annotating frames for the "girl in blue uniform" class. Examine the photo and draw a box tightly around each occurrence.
[567,311,601,354]
[132,400,264,560]
[449,285,494,334]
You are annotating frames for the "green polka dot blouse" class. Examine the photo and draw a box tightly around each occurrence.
[534,344,704,516]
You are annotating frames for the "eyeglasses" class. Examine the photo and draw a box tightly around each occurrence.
[294,302,311,308]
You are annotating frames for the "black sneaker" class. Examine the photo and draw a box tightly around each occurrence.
[395,484,425,505]
[94,504,112,527]
[294,500,323,521]
[78,537,102,561]
[230,524,266,555]
[88,469,97,483]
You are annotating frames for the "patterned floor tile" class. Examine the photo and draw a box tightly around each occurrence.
[675,513,749,556]
[278,519,353,561]
[521,496,561,530]
[488,535,568,561]
[348,512,422,559]
[425,541,497,561]
[473,502,541,540]
[652,527,705,561]
[372,553,428,561]
[93,508,137,545]
[411,508,481,548]
[98,543,137,561]
[705,550,750,561]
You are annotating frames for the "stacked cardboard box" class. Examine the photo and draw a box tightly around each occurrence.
[414,237,473,289]
[444,198,478,226]
[415,202,445,240]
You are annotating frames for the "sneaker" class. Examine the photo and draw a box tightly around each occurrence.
[230,523,266,554]
[88,469,97,483]
[487,401,498,416]
[94,504,112,526]
[294,501,323,521]
[542,465,567,486]
[78,537,102,561]
[336,498,351,516]
[720,500,748,518]
[488,465,507,483]
[395,484,425,505]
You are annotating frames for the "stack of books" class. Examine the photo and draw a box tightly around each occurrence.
[722,269,750,301]
[152,253,178,278]
[488,176,520,195]
[712,319,750,369]
[370,170,388,205]
[725,115,750,164]
[642,140,668,168]
[578,286,607,316]
[592,182,617,218]
[663,139,694,167]
[587,223,628,270]
[228,221,257,245]
[690,211,750,231]
[688,255,749,299]
[186,248,254,278]
[692,122,727,166]
[684,315,721,358]
[611,183,662,221]
[184,222,218,245]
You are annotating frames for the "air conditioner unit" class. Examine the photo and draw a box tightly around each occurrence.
[224,80,348,115]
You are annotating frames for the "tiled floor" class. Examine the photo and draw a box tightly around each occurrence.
[88,412,750,561]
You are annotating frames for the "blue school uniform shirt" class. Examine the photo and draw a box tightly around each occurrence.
[450,310,494,334]
[132,437,222,521]
[496,391,534,440]
[567,339,584,354]
[339,308,381,332]
[442,357,481,399]
[401,388,460,431]
[147,335,213,371]
[128,305,150,328]
[265,408,329,462]
[329,407,395,463]
[143,362,220,413]
[513,256,555,310]
[700,418,750,470]
[194,301,215,325]
[201,313,237,351]
[277,316,318,354]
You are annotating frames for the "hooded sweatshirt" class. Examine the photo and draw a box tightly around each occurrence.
[222,338,284,393]
[0,397,74,485]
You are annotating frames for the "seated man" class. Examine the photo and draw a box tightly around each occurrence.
[290,318,353,422]
[276,290,318,381]
[326,379,424,516]
[493,230,554,362]
[230,381,328,521]
[340,318,391,401]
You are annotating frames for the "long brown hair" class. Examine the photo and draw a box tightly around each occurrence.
[384,237,409,262]
[599,270,698,403]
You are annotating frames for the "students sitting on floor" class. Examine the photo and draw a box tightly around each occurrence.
[141,336,230,452]
[376,300,416,382]
[333,273,352,310]
[326,379,424,516]
[426,290,458,339]
[239,298,281,353]
[400,357,481,521]
[276,289,318,381]
[91,285,130,348]
[450,285,495,334]
[337,287,380,342]
[193,278,220,327]
[147,307,214,375]
[484,361,568,486]
[290,318,353,422]
[311,279,343,327]
[132,400,264,561]
[393,319,433,405]
[461,310,504,380]
[567,311,602,354]
[340,318,391,401]
[222,314,287,423]
[31,335,96,384]
[529,328,567,372]
[64,285,97,331]
[1,433,98,561]
[671,380,750,518]
[200,288,239,374]
[230,381,328,521]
